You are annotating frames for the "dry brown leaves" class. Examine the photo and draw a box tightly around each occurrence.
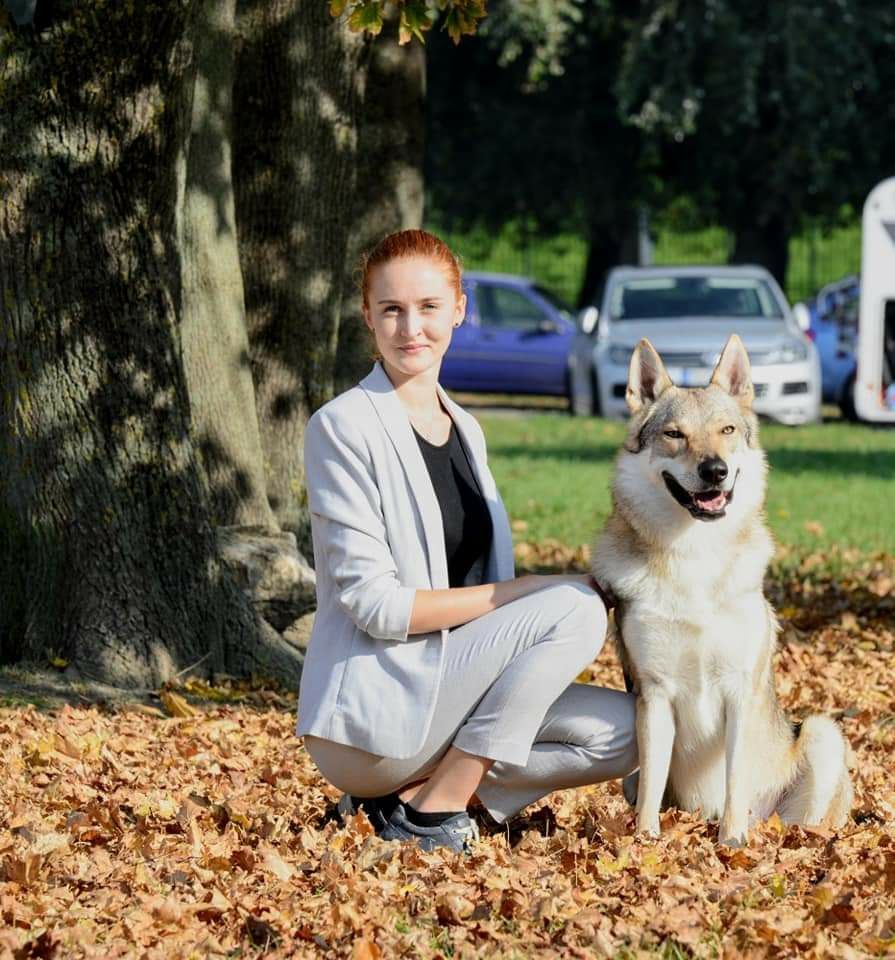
[1,553,893,959]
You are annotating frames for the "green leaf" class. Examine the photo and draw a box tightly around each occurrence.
[329,0,349,18]
[347,0,384,35]
[398,0,434,44]
[443,0,484,43]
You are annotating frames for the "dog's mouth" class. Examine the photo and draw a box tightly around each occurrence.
[661,470,739,521]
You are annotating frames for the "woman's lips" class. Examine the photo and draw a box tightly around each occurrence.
[398,344,428,353]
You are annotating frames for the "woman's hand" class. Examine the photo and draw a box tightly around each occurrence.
[407,572,612,635]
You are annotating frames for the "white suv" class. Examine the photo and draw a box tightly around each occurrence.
[570,265,821,425]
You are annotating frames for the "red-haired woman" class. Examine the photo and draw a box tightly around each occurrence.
[298,230,636,853]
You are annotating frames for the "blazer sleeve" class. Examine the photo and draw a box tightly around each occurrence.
[304,408,417,642]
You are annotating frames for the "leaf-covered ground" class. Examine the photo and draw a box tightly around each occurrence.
[1,551,893,959]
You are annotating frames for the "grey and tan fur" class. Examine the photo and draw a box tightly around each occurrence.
[592,334,853,845]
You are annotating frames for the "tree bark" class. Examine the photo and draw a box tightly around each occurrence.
[577,212,640,308]
[730,213,791,289]
[335,15,426,394]
[0,2,301,687]
[179,0,277,529]
[233,0,367,538]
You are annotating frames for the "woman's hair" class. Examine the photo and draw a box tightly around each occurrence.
[360,229,463,308]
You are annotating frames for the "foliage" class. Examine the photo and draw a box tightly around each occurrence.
[0,560,892,957]
[336,0,487,44]
[616,0,895,275]
[426,0,651,303]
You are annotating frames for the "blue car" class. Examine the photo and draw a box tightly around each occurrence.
[440,272,578,401]
[805,276,859,419]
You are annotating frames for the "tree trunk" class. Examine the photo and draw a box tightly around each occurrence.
[233,0,367,539]
[730,213,791,289]
[335,15,426,394]
[576,212,639,308]
[0,2,301,687]
[179,0,277,529]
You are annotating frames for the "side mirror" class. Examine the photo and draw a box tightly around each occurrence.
[792,302,811,332]
[579,306,599,335]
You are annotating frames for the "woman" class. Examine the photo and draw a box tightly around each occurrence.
[298,230,637,852]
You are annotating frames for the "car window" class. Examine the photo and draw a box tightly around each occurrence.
[610,276,784,320]
[478,285,548,330]
[532,284,574,323]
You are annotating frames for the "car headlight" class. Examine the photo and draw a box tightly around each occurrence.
[608,345,632,365]
[753,339,809,365]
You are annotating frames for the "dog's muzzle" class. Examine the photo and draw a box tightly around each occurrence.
[662,469,739,521]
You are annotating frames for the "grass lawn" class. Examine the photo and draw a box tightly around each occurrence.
[471,408,895,562]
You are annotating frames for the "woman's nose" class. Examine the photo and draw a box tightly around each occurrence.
[399,308,422,336]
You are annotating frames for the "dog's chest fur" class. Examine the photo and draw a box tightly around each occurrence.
[609,525,775,743]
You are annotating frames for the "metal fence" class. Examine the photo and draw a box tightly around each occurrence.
[430,219,861,308]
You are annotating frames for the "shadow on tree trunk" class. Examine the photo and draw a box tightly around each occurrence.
[0,2,302,688]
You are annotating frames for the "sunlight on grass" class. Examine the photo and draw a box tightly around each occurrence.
[476,412,895,562]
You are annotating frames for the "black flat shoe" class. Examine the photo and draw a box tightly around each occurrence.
[333,793,398,834]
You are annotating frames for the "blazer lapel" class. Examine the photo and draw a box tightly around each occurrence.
[360,364,450,590]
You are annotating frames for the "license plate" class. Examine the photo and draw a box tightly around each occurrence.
[669,368,710,388]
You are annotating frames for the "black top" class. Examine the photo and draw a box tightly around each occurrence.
[413,422,494,588]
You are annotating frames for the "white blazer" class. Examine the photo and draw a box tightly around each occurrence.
[296,363,515,759]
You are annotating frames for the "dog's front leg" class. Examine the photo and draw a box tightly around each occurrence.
[719,686,751,846]
[635,689,675,837]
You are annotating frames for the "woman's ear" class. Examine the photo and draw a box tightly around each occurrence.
[454,292,467,327]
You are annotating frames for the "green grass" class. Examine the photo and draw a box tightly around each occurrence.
[477,411,895,559]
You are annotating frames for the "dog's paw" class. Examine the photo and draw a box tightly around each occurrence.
[622,771,639,808]
[718,824,749,848]
[636,814,661,838]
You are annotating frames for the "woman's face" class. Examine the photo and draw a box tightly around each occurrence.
[364,255,466,385]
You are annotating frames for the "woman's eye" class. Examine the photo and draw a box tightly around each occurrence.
[421,303,437,311]
[663,429,685,440]
[721,425,736,435]
[384,305,400,314]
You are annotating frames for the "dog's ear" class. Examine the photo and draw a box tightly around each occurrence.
[626,339,674,414]
[710,334,754,406]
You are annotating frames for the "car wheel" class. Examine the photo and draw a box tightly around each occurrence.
[839,372,859,422]
[568,367,590,416]
[568,366,602,417]
[590,369,602,417]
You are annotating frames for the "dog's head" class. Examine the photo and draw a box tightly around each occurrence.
[615,334,766,532]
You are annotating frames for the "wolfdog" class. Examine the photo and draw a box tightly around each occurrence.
[592,335,853,845]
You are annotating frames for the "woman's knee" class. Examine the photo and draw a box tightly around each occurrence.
[582,689,638,773]
[559,583,609,664]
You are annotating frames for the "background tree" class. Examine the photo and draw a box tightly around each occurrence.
[616,0,895,284]
[0,0,299,688]
[232,0,367,538]
[335,10,426,395]
[426,0,649,306]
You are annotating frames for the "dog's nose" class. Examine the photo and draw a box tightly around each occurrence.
[698,457,728,486]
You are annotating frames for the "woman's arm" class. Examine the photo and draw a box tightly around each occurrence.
[408,573,597,634]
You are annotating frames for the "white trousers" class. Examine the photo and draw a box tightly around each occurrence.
[305,582,638,822]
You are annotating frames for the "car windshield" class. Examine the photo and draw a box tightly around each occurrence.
[533,284,575,322]
[609,276,784,320]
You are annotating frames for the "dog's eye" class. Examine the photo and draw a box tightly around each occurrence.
[663,429,685,440]
[721,425,736,435]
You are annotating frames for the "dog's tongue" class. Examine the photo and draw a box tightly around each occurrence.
[695,490,727,512]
